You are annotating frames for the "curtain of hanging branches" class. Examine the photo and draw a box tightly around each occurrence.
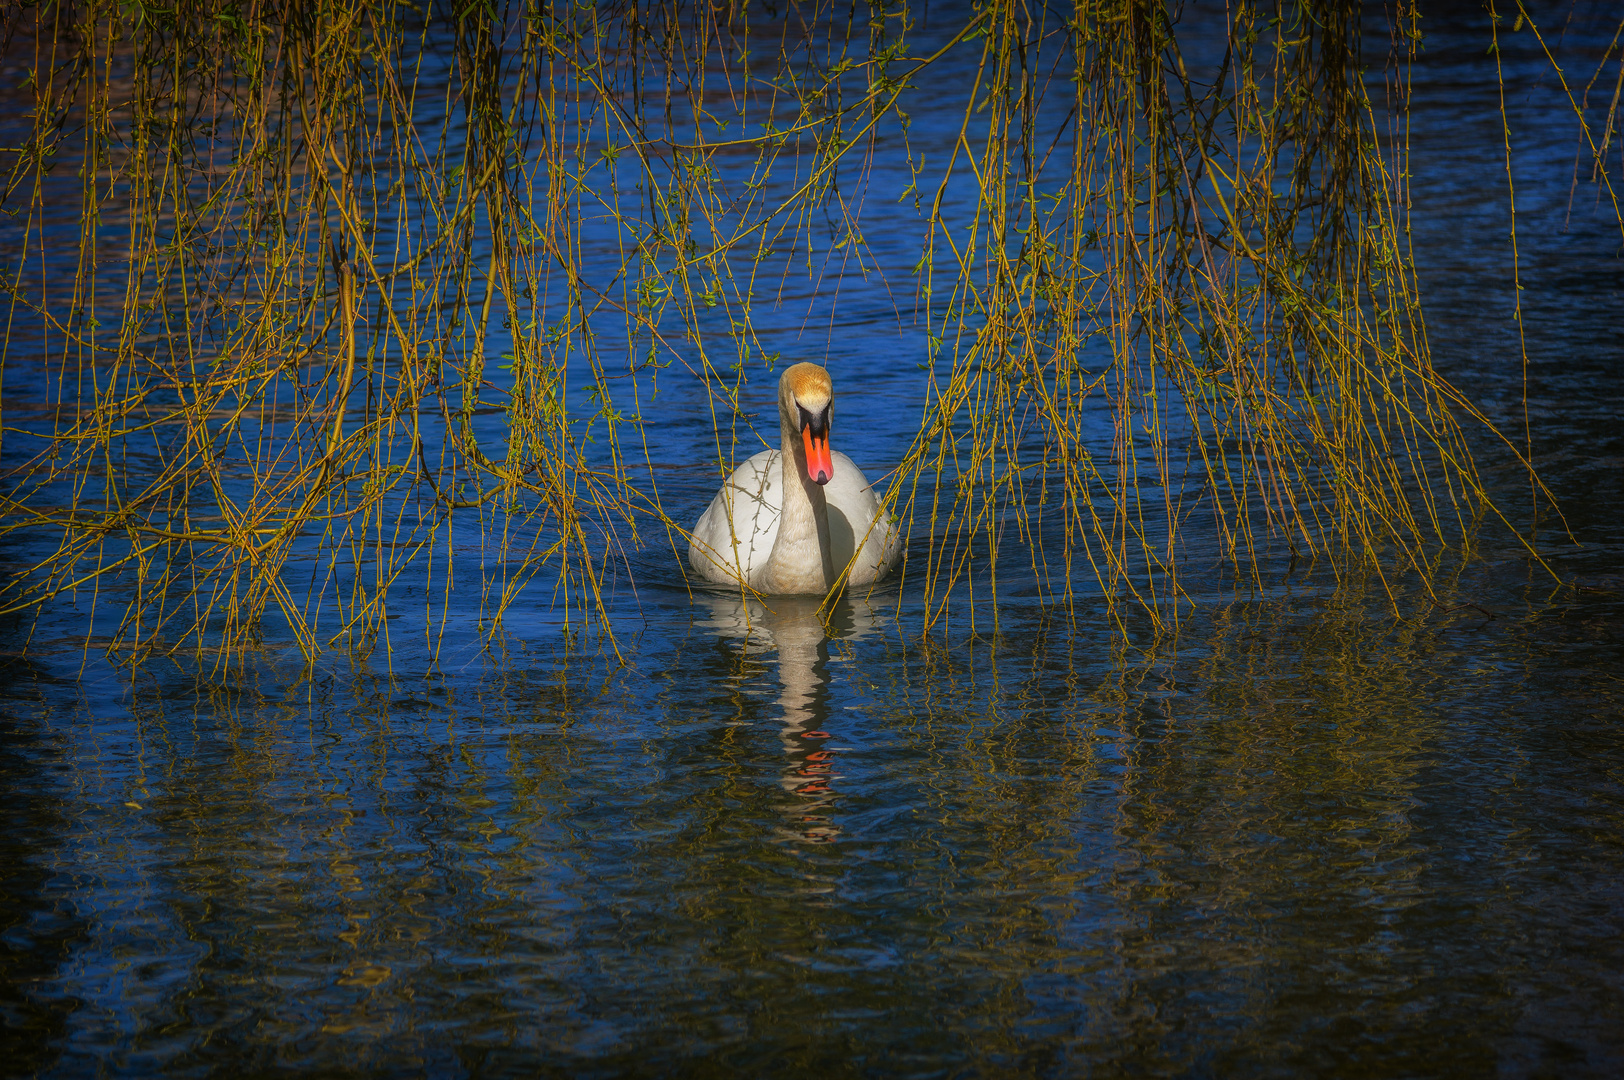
[0,0,1593,656]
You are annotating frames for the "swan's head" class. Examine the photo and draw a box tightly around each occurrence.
[779,362,834,485]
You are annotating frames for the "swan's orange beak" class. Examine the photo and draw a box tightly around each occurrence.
[802,427,833,485]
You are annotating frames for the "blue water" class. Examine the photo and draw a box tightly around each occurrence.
[1,5,1621,1076]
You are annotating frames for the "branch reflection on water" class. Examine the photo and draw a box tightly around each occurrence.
[694,591,887,844]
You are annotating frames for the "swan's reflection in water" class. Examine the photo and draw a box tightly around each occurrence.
[694,591,886,843]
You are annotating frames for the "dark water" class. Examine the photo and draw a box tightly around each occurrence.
[3,9,1623,1078]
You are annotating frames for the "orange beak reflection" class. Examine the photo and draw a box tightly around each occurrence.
[802,427,834,485]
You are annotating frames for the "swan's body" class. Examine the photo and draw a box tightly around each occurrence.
[689,364,899,593]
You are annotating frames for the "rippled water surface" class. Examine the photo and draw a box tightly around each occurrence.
[3,9,1623,1077]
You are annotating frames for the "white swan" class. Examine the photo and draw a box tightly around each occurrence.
[688,363,899,594]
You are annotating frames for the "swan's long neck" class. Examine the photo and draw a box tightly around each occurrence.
[762,408,835,594]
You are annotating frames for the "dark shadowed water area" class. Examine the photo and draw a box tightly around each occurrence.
[2,7,1622,1077]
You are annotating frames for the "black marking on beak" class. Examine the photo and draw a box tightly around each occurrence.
[797,402,830,437]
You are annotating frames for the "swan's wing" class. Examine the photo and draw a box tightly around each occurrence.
[825,451,900,585]
[688,450,781,585]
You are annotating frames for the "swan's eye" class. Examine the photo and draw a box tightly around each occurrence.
[797,403,829,436]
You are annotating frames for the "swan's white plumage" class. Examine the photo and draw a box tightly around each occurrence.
[688,365,899,593]
[689,449,897,589]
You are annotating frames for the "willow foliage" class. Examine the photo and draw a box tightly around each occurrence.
[0,0,1599,658]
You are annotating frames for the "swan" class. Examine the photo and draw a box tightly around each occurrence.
[688,363,899,594]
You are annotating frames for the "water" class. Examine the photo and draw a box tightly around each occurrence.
[3,9,1623,1077]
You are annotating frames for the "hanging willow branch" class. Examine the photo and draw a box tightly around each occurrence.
[0,0,1588,658]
